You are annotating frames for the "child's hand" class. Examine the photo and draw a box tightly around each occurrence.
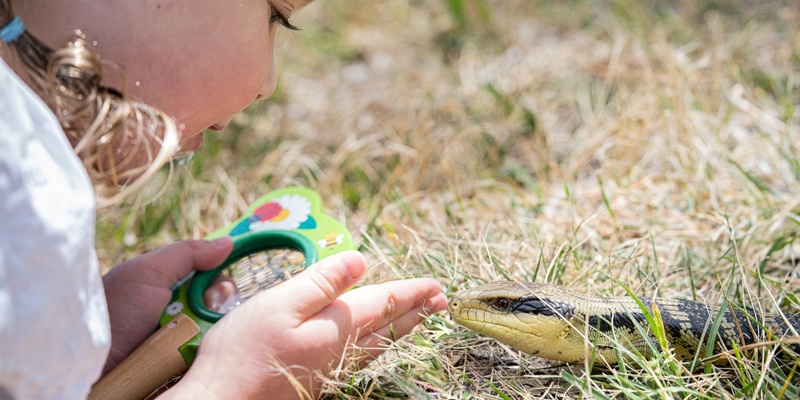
[166,250,448,399]
[101,237,234,374]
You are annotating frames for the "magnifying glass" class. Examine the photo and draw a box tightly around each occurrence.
[89,187,354,400]
[194,233,315,316]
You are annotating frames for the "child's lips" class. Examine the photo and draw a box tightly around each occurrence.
[209,122,228,131]
[209,116,233,132]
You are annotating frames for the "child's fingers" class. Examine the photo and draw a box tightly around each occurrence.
[204,276,238,311]
[268,250,367,320]
[350,296,445,368]
[331,278,445,334]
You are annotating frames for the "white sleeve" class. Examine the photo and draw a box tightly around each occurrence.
[0,58,111,399]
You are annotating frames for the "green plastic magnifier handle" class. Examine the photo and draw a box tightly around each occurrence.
[187,229,319,322]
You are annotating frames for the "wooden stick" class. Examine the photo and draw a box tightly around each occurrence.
[88,314,200,400]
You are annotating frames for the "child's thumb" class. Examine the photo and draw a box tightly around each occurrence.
[131,237,234,288]
[269,250,367,318]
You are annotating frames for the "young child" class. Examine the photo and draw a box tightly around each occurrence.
[0,1,448,399]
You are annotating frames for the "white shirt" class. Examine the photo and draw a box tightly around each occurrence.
[0,57,111,399]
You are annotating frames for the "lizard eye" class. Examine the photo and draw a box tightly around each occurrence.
[493,298,511,311]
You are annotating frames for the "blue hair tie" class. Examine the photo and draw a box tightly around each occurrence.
[0,17,25,43]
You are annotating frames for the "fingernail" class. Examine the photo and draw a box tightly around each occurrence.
[210,236,231,247]
[204,289,223,310]
[339,251,366,280]
[423,294,447,315]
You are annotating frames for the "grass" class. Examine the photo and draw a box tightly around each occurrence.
[96,1,800,398]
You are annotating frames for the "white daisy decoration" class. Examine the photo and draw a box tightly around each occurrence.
[165,301,184,316]
[250,194,312,232]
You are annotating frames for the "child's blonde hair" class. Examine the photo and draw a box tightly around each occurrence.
[1,1,180,208]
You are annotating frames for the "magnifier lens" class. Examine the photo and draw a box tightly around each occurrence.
[203,248,306,313]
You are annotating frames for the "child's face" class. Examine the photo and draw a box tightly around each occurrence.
[114,0,310,153]
[21,0,309,154]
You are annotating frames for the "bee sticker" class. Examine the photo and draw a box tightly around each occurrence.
[318,231,345,250]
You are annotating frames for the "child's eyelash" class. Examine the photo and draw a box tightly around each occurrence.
[269,7,300,31]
